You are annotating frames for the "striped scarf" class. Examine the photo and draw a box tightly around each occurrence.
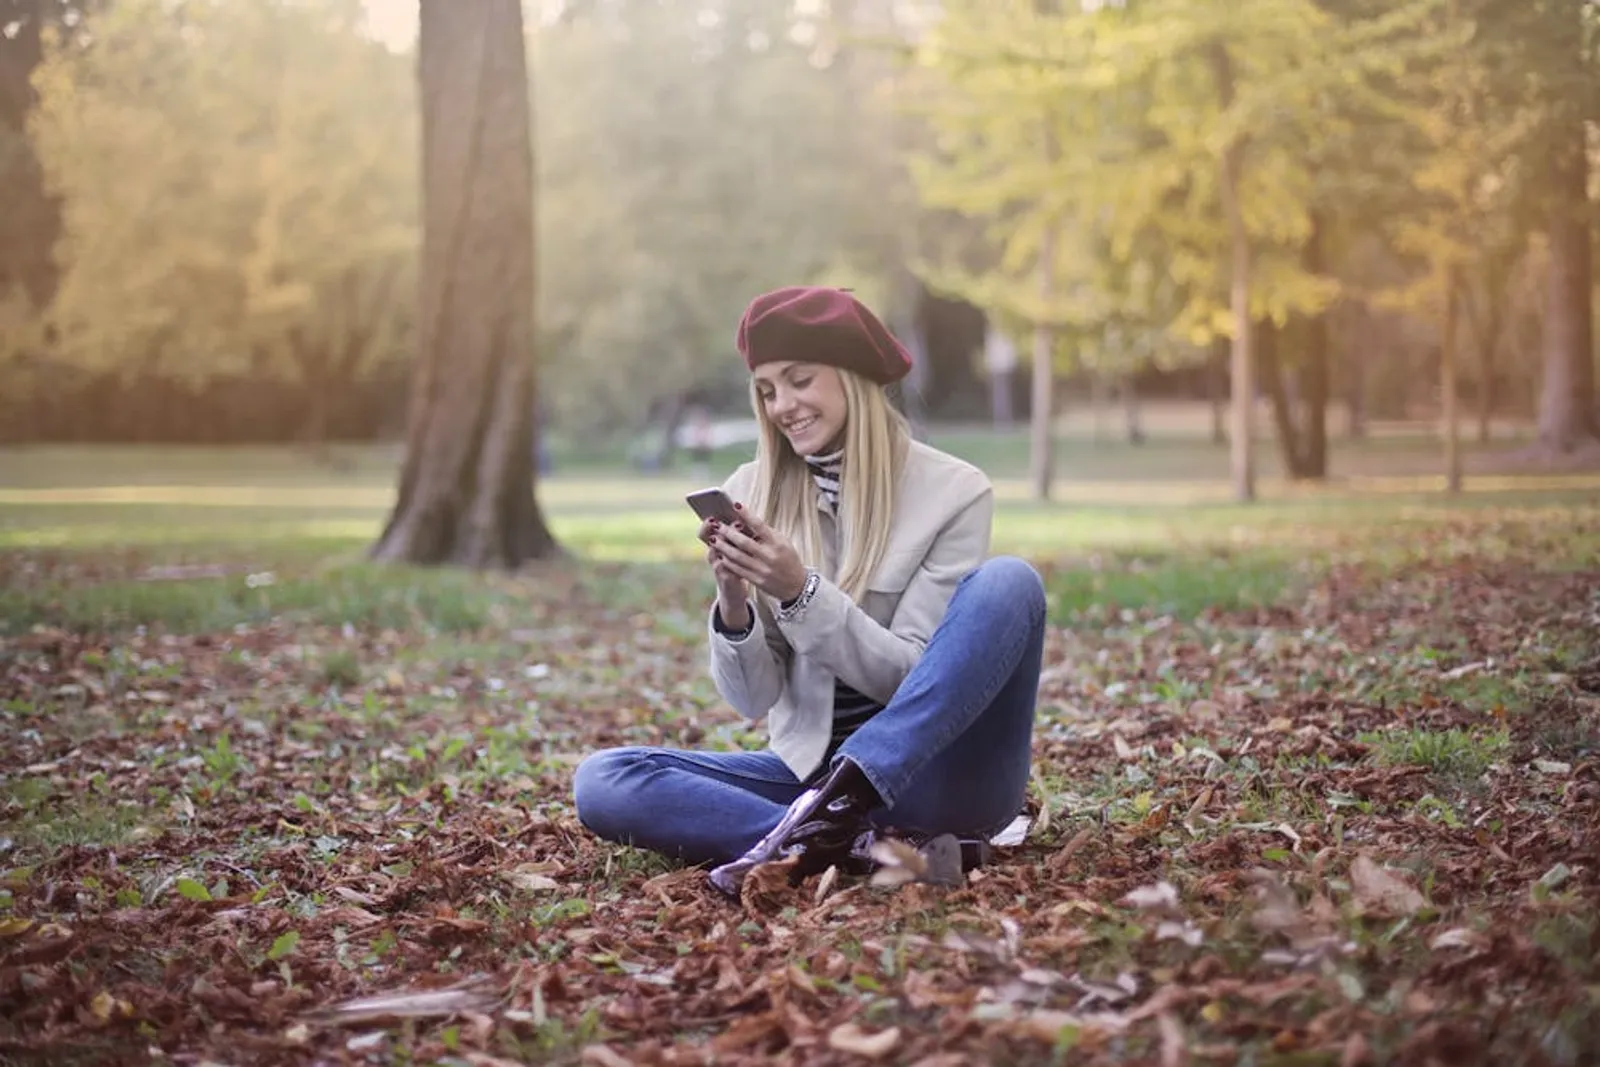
[805,449,843,513]
[802,448,884,741]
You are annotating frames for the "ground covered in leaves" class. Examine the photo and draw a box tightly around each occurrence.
[3,502,1599,1066]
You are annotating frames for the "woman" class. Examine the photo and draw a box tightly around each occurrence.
[573,286,1047,897]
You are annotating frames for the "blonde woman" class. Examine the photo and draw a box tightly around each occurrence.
[573,286,1047,896]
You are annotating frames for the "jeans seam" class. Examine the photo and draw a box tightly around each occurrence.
[646,749,799,788]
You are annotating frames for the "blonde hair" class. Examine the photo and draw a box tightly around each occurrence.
[746,367,910,604]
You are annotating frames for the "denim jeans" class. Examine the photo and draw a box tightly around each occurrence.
[572,556,1047,865]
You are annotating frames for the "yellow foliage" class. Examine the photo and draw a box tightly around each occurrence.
[28,0,417,386]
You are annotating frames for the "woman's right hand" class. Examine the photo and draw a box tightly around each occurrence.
[700,519,751,631]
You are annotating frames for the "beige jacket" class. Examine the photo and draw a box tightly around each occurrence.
[706,440,994,781]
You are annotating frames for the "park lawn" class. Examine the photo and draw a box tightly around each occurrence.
[0,447,1598,1065]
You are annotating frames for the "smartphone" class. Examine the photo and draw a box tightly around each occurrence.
[686,487,741,525]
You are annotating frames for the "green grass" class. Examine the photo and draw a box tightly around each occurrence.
[1360,726,1512,781]
[0,436,1595,634]
[1047,548,1304,621]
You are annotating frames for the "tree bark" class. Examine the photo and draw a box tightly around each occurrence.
[1256,320,1307,480]
[1442,266,1462,493]
[1089,369,1108,443]
[1122,372,1144,445]
[1211,43,1254,502]
[1029,225,1056,502]
[1299,215,1329,478]
[1459,268,1502,444]
[1536,121,1597,453]
[1346,318,1367,441]
[1208,337,1227,445]
[372,0,559,568]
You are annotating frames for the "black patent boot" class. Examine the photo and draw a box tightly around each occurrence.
[708,758,881,897]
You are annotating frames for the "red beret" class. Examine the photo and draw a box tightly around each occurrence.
[736,286,913,385]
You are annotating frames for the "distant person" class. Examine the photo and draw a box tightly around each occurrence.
[573,286,1047,896]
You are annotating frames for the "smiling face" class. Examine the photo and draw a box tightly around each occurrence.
[752,361,849,456]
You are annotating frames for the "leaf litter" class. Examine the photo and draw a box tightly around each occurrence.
[1,512,1598,1064]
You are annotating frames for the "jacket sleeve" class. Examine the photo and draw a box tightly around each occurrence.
[773,477,994,707]
[705,465,790,720]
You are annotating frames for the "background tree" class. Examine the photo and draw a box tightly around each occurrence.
[28,0,417,443]
[371,0,558,568]
[533,0,910,443]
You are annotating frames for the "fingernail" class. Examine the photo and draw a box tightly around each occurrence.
[734,503,743,510]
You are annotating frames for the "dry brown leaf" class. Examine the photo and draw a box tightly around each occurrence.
[1049,827,1094,872]
[1429,927,1482,950]
[1015,1009,1082,1042]
[0,918,34,938]
[1341,1032,1372,1067]
[1349,855,1424,916]
[828,1022,901,1059]
[88,990,133,1025]
[1121,881,1180,914]
[580,1045,633,1067]
[813,863,839,904]
[500,865,561,892]
[1158,1011,1188,1067]
[308,982,500,1024]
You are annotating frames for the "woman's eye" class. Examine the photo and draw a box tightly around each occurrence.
[792,377,812,389]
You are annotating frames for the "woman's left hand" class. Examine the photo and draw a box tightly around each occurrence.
[710,508,809,603]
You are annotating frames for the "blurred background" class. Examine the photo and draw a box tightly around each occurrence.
[0,0,1596,511]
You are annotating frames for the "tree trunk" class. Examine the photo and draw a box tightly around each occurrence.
[1122,373,1144,444]
[1460,271,1493,444]
[1029,225,1056,502]
[1536,113,1597,452]
[1208,337,1227,445]
[372,0,559,568]
[1256,319,1307,479]
[1211,43,1254,502]
[1442,266,1462,493]
[1300,216,1329,478]
[1346,323,1367,440]
[1089,369,1108,443]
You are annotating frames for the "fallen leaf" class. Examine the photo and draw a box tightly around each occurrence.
[0,918,34,938]
[308,981,501,1024]
[1158,1011,1188,1067]
[88,990,133,1025]
[580,1045,634,1067]
[1349,855,1424,916]
[828,1022,901,1059]
[1121,881,1180,914]
[868,837,927,887]
[501,865,561,892]
[1430,928,1482,950]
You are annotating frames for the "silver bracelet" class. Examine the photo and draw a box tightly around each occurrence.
[775,569,821,622]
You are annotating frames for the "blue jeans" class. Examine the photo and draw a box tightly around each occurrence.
[572,556,1047,865]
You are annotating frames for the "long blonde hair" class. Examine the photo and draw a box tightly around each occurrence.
[746,368,911,604]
